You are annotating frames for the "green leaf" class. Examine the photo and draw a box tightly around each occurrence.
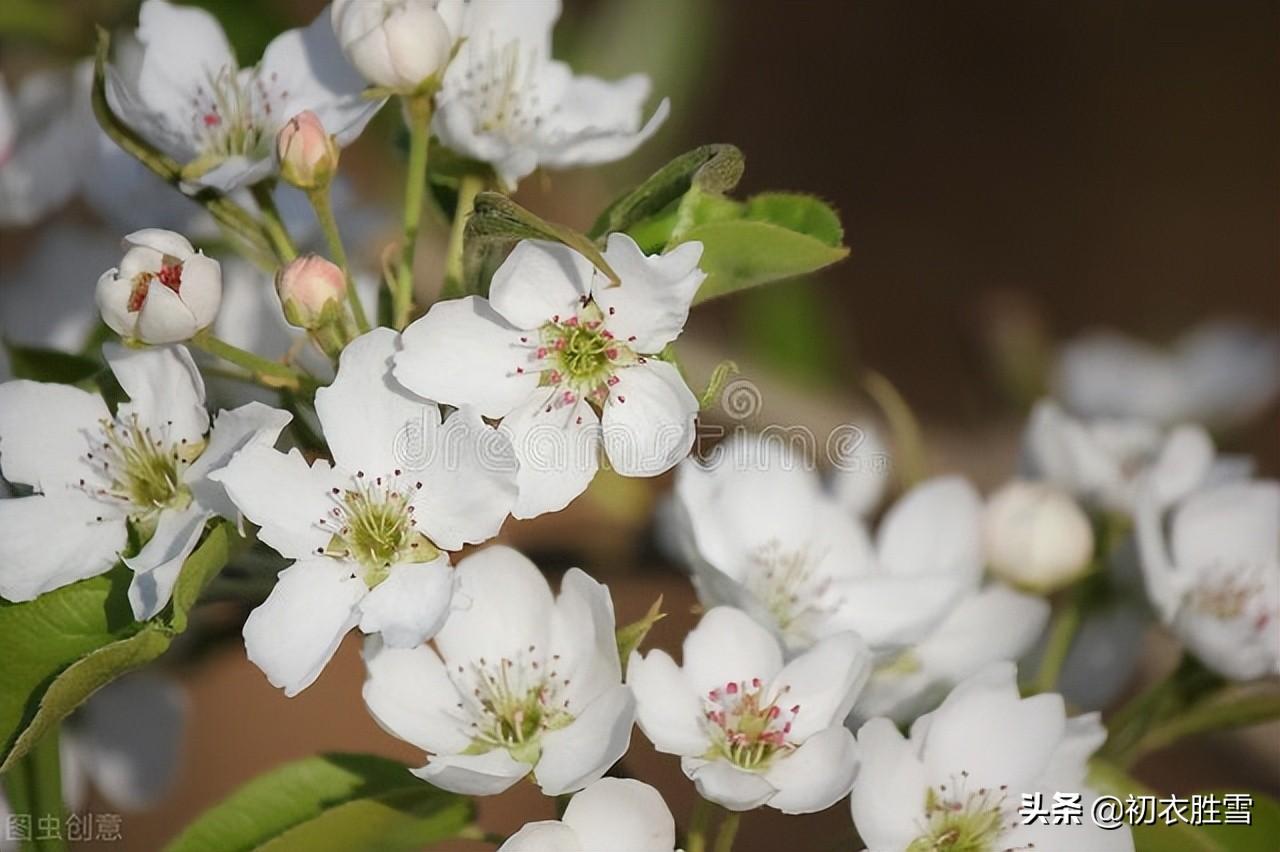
[680,218,850,305]
[616,596,665,676]
[3,342,102,385]
[744,193,844,247]
[589,144,744,239]
[164,753,474,852]
[0,523,233,773]
[1198,793,1280,852]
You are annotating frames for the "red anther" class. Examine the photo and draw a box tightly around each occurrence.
[726,681,739,695]
[156,263,183,292]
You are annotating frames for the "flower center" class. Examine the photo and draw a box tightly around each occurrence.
[81,415,200,525]
[1189,561,1276,632]
[317,470,439,585]
[744,540,842,650]
[128,262,184,312]
[908,778,1013,852]
[458,38,550,143]
[514,300,641,412]
[701,677,799,771]
[188,66,288,162]
[453,647,575,765]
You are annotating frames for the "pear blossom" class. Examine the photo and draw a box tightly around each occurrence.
[104,0,380,192]
[212,329,518,696]
[275,254,347,329]
[1135,479,1279,680]
[499,778,678,852]
[829,422,893,517]
[331,0,453,93]
[983,479,1095,594]
[1023,399,1214,515]
[431,0,671,189]
[275,110,339,190]
[850,662,1134,852]
[361,546,634,796]
[96,229,223,344]
[672,435,1049,723]
[395,236,705,519]
[1055,321,1280,429]
[628,606,869,813]
[0,344,291,618]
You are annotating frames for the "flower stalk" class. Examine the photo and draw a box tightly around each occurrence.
[307,187,370,333]
[250,182,299,264]
[394,93,434,330]
[2,727,67,852]
[441,171,485,299]
[190,331,307,390]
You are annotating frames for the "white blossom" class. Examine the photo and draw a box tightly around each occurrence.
[362,546,634,796]
[850,662,1134,852]
[983,479,1095,594]
[500,777,678,852]
[331,0,453,93]
[104,0,380,191]
[1135,478,1279,681]
[431,0,670,189]
[0,344,290,619]
[212,328,518,696]
[395,236,704,519]
[628,606,869,813]
[97,229,223,344]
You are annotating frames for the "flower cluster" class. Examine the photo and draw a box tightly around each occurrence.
[1,2,1274,851]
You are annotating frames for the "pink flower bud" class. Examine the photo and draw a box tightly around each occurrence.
[276,111,339,190]
[276,254,347,329]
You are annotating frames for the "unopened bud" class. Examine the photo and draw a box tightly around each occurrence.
[276,254,347,330]
[983,480,1095,594]
[331,0,452,93]
[276,111,339,190]
[96,229,222,344]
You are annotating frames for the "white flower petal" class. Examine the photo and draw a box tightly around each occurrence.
[769,632,871,740]
[849,718,929,852]
[125,504,211,620]
[489,240,594,329]
[503,394,601,520]
[876,475,983,584]
[681,607,784,697]
[563,778,677,852]
[824,574,968,649]
[395,296,540,418]
[1145,425,1214,508]
[537,77,671,173]
[242,558,366,696]
[498,822,579,852]
[132,1,236,143]
[409,406,517,551]
[412,749,531,796]
[357,555,454,648]
[535,684,635,795]
[0,494,125,601]
[627,649,709,757]
[361,636,473,755]
[1035,713,1107,794]
[592,235,704,353]
[184,401,293,521]
[763,726,859,814]
[601,361,697,477]
[210,446,345,560]
[434,546,554,666]
[683,758,776,812]
[124,227,194,261]
[135,282,200,344]
[75,674,186,810]
[1172,480,1279,570]
[106,343,208,444]
[0,380,110,491]
[316,328,437,476]
[176,253,222,329]
[549,568,621,711]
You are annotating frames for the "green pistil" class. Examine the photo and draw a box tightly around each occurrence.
[907,785,1008,852]
[462,657,574,765]
[323,481,439,586]
[96,417,197,515]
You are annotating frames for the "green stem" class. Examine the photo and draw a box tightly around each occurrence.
[11,728,67,852]
[1127,689,1280,762]
[441,172,485,299]
[250,182,298,264]
[394,94,433,330]
[1100,654,1220,767]
[307,187,370,333]
[1030,584,1086,694]
[686,797,714,852]
[862,369,927,487]
[190,331,306,390]
[712,812,741,852]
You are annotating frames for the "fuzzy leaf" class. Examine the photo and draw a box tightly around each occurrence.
[616,596,665,675]
[164,753,473,852]
[679,218,850,305]
[589,144,744,239]
[744,192,844,247]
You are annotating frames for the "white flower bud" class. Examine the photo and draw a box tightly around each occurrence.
[96,229,222,344]
[276,254,347,330]
[983,480,1095,594]
[331,0,452,93]
[276,110,338,190]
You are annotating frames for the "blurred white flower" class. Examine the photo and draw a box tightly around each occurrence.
[104,0,380,192]
[1023,399,1214,515]
[0,65,96,226]
[850,662,1134,852]
[97,229,223,344]
[828,423,892,517]
[1135,479,1279,681]
[362,546,634,796]
[628,606,869,813]
[212,329,517,696]
[0,345,290,618]
[395,237,704,519]
[500,777,677,852]
[331,0,453,93]
[983,479,1095,594]
[432,0,670,189]
[1055,321,1280,430]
